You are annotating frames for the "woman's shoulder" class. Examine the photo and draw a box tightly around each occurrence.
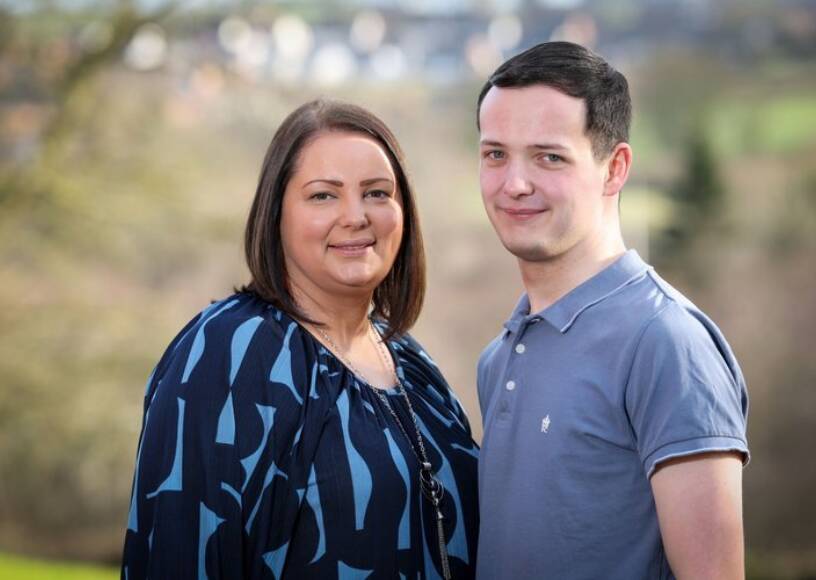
[383,328,440,373]
[148,292,301,396]
[169,291,294,349]
[387,329,474,436]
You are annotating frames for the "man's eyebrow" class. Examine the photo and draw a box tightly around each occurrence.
[530,143,570,151]
[479,140,571,151]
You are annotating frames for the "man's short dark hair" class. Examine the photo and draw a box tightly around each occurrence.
[477,41,631,159]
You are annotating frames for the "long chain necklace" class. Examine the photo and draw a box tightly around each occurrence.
[312,321,452,580]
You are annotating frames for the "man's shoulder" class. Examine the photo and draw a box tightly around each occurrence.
[628,271,726,348]
[620,271,744,388]
[599,267,713,334]
[637,299,720,357]
[477,331,506,370]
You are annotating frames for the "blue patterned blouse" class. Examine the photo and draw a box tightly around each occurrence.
[122,292,479,579]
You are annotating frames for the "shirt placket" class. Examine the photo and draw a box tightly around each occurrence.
[496,316,538,421]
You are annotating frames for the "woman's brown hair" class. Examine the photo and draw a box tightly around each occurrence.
[242,99,425,339]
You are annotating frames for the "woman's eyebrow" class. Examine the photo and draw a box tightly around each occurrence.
[303,178,343,187]
[302,177,394,187]
[360,177,394,187]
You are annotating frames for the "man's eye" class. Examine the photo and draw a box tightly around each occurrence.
[545,154,563,163]
[485,150,505,160]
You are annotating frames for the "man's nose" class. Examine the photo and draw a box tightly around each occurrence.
[503,162,534,198]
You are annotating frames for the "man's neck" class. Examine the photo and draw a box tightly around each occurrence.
[520,235,626,314]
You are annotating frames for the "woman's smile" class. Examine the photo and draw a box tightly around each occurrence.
[328,237,376,257]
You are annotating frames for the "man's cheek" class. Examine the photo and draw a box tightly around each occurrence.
[479,172,502,198]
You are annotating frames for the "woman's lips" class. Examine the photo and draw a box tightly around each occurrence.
[329,239,375,256]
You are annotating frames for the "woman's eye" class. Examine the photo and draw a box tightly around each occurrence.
[365,189,390,199]
[310,192,333,201]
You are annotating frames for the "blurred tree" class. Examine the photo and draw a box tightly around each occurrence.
[0,0,180,561]
[0,8,12,54]
[653,120,726,272]
[0,0,175,214]
[672,126,725,215]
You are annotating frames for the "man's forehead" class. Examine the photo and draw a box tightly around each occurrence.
[481,85,585,124]
[479,85,587,145]
[483,83,585,112]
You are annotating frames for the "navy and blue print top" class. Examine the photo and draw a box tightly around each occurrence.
[122,292,479,579]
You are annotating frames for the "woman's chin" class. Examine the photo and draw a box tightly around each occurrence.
[326,268,385,293]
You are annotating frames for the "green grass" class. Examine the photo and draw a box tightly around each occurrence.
[0,553,118,580]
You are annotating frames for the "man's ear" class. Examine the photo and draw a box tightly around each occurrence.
[603,142,633,197]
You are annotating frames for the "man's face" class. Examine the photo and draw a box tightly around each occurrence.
[479,85,612,265]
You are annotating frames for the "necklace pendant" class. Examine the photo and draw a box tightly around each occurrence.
[435,503,452,580]
[365,323,450,578]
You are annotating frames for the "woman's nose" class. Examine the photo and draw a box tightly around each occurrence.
[339,197,369,228]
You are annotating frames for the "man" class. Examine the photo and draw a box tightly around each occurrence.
[475,41,749,579]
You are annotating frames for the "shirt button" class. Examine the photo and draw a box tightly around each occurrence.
[515,343,526,354]
[506,380,516,391]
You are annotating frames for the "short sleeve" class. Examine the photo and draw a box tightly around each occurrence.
[122,296,331,579]
[624,302,749,478]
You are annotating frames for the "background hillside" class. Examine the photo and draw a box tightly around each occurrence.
[1,0,814,576]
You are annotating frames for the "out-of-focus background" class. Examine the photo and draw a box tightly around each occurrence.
[0,0,814,577]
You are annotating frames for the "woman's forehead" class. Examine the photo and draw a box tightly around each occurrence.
[290,131,397,182]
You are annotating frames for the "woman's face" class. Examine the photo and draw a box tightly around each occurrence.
[280,131,404,301]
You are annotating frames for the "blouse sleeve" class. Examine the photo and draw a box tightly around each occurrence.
[122,297,333,579]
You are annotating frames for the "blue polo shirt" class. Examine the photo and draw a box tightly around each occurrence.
[476,250,749,580]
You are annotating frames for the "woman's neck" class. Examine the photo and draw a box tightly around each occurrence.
[290,280,373,346]
[290,277,397,389]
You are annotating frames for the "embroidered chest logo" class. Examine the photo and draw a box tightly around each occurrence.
[540,415,551,433]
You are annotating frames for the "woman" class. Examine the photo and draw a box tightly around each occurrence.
[122,100,479,579]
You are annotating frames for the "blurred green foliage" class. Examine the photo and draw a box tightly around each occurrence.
[710,95,816,157]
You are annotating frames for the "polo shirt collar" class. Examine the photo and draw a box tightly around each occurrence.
[503,250,651,335]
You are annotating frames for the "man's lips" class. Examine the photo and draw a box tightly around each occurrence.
[499,207,549,219]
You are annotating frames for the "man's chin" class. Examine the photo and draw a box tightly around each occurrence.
[501,241,559,263]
